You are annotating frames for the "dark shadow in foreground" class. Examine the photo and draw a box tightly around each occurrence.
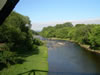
[18,69,48,75]
[0,47,39,70]
[0,62,7,70]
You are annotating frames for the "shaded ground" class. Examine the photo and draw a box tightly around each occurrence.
[0,46,48,75]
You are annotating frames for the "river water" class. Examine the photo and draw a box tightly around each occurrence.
[34,36,100,75]
[47,40,100,75]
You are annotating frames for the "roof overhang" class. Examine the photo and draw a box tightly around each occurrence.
[0,0,19,25]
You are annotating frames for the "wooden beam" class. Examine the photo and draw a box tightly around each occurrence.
[0,0,19,25]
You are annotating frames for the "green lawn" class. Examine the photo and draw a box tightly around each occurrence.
[0,46,48,75]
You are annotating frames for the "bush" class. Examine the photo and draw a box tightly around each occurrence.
[0,44,16,67]
[33,38,43,46]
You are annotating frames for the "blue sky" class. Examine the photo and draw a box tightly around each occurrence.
[14,0,100,31]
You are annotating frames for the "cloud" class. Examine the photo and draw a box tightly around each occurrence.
[72,18,100,25]
[31,18,100,31]
[31,21,64,31]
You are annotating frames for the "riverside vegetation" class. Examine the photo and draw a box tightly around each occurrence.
[40,22,100,51]
[0,11,48,75]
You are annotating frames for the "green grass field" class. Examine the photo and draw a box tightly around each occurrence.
[0,46,48,75]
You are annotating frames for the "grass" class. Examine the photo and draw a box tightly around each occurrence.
[0,45,48,75]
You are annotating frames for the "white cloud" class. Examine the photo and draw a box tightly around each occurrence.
[72,18,100,25]
[31,18,100,31]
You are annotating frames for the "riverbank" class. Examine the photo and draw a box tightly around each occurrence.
[48,38,100,54]
[0,45,48,75]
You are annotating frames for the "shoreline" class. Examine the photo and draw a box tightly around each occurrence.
[48,38,100,54]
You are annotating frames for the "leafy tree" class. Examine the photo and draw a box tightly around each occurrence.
[0,11,42,67]
[41,22,100,50]
[88,25,100,49]
[75,24,85,27]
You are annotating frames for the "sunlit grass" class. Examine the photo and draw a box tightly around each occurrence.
[0,46,48,75]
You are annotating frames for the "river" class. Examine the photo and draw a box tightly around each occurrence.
[34,36,100,75]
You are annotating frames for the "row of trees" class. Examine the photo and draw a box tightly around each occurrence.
[40,22,100,50]
[0,11,42,68]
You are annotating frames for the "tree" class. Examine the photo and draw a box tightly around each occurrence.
[88,25,100,49]
[75,24,85,27]
[0,11,42,66]
[40,22,100,50]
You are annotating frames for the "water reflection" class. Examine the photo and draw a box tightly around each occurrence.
[47,40,100,75]
[34,36,100,75]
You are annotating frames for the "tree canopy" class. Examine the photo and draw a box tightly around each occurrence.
[40,23,100,50]
[0,11,42,67]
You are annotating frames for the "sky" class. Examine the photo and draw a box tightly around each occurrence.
[14,0,100,31]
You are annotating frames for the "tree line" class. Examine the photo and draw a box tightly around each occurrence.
[0,11,43,68]
[40,22,100,50]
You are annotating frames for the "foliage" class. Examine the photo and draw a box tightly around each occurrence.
[40,22,100,50]
[0,11,43,68]
[33,38,43,46]
[88,25,100,49]
[0,46,48,75]
[0,44,16,66]
[31,29,39,35]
